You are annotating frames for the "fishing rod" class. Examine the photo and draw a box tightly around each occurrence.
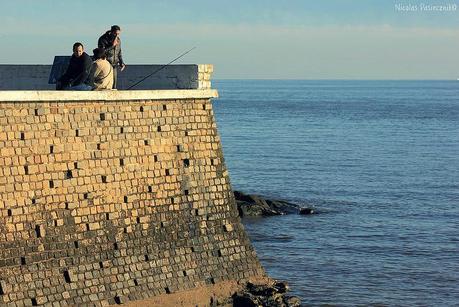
[127,46,196,90]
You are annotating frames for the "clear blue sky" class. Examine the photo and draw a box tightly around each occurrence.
[1,0,458,79]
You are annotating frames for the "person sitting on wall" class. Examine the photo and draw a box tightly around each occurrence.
[56,42,92,90]
[98,25,126,89]
[87,48,114,90]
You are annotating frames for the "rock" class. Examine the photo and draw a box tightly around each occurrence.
[265,199,299,215]
[271,292,285,305]
[246,282,276,296]
[232,291,261,307]
[232,280,301,307]
[284,295,301,307]
[299,207,315,215]
[273,281,289,293]
[235,192,280,217]
[234,191,300,217]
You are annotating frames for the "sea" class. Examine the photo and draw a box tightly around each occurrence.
[212,80,459,306]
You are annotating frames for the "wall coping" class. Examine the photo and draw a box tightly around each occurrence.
[0,89,218,102]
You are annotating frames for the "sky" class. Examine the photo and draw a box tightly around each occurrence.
[1,0,458,79]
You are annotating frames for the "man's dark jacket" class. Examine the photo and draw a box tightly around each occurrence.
[58,52,92,86]
[98,31,124,67]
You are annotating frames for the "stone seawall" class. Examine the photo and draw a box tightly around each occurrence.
[0,90,265,306]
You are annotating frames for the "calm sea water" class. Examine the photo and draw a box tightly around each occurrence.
[212,80,459,306]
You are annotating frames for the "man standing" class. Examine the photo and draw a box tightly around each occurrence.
[98,25,126,89]
[57,42,92,90]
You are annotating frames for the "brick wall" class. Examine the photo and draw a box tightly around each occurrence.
[0,91,264,306]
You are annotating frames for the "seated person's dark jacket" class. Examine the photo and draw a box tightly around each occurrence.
[58,52,92,87]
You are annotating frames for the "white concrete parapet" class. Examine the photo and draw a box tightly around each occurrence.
[0,89,218,102]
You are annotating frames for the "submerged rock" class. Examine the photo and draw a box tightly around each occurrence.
[299,207,314,215]
[234,190,316,217]
[273,281,289,294]
[284,295,301,307]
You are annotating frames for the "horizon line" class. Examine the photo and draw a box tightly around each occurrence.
[213,78,457,81]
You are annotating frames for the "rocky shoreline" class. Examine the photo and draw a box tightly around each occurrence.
[234,190,316,217]
[232,280,301,307]
[122,278,301,307]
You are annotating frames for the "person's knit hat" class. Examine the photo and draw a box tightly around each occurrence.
[93,48,106,59]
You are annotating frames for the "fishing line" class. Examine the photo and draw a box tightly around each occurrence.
[127,47,196,90]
